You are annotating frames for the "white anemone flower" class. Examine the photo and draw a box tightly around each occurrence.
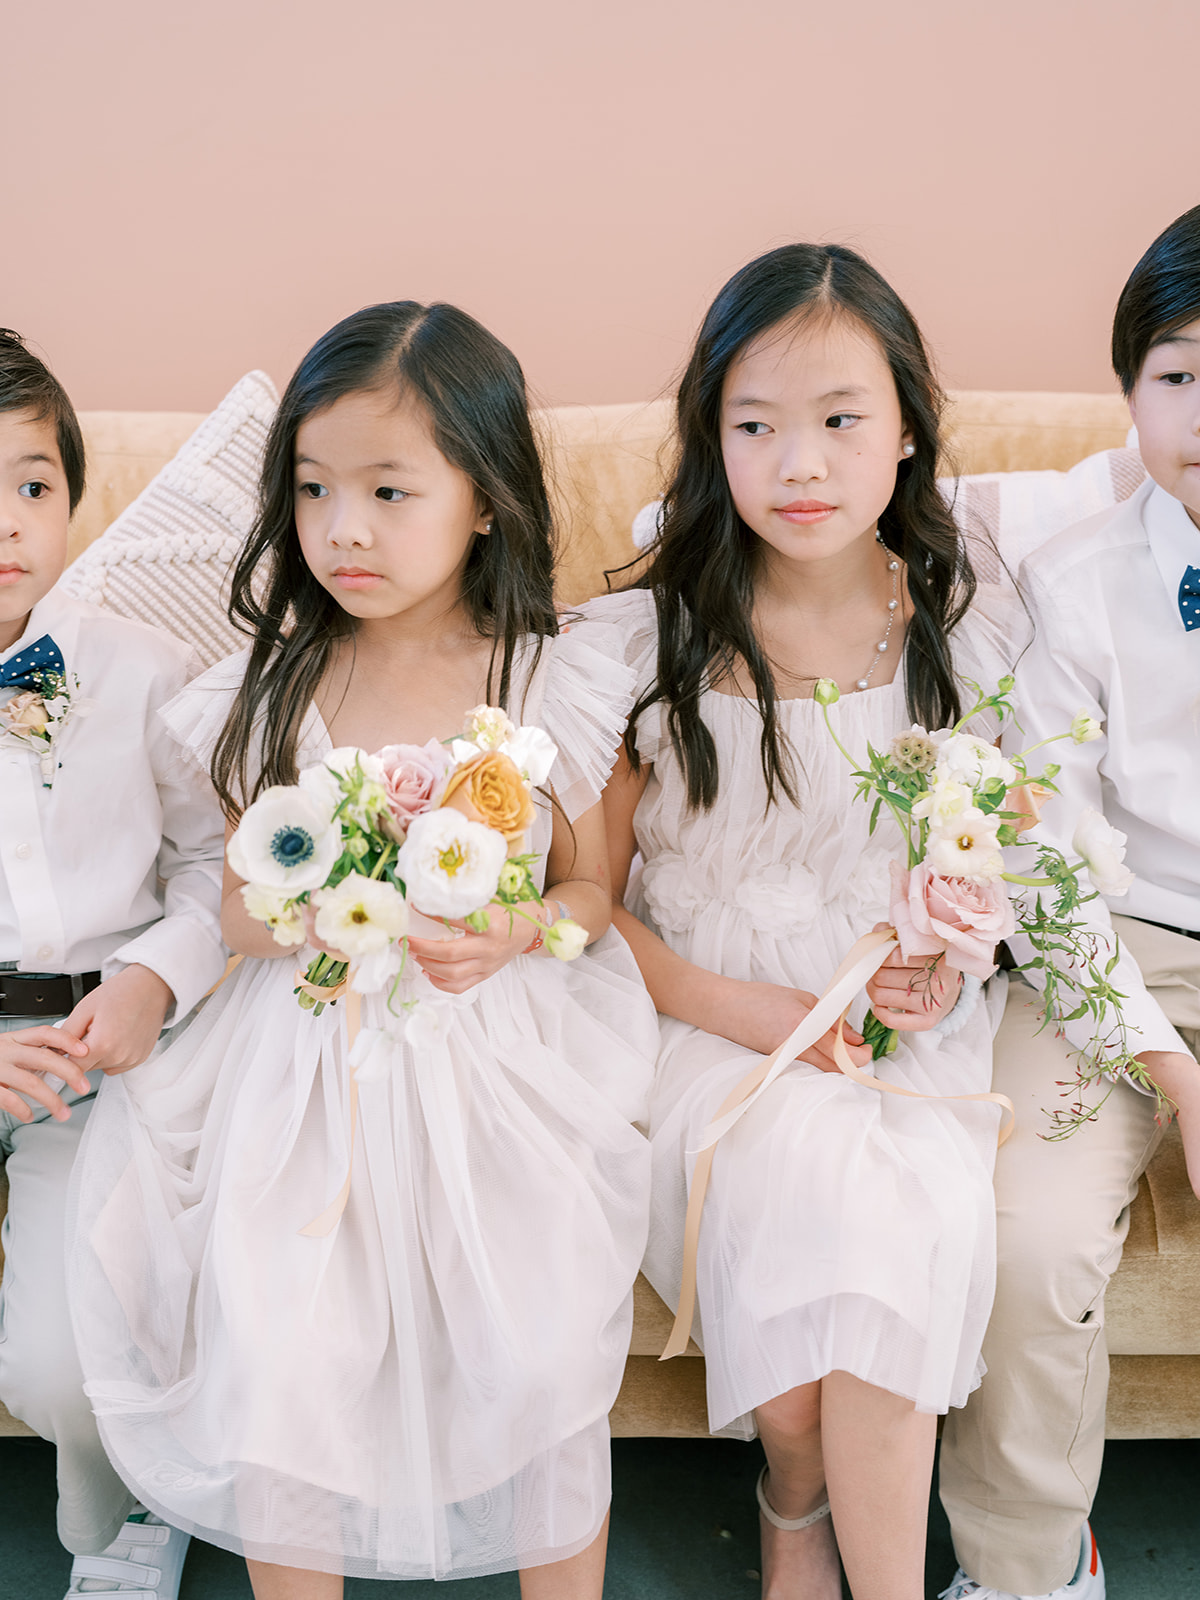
[1072,807,1135,896]
[299,748,389,829]
[925,807,1005,883]
[313,874,409,956]
[240,883,306,947]
[227,786,342,891]
[930,731,1017,792]
[396,808,507,919]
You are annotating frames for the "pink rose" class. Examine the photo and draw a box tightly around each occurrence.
[889,859,1016,981]
[377,740,454,840]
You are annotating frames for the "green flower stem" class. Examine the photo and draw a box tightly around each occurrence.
[819,700,857,769]
[369,842,395,881]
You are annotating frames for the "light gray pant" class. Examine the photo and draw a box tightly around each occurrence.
[940,915,1200,1594]
[0,1016,136,1556]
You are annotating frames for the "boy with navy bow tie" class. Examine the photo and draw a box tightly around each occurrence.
[0,330,225,1599]
[940,209,1200,1600]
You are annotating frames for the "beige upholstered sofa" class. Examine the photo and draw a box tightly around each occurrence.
[2,388,1198,1443]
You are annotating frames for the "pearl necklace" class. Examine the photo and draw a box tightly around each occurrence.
[854,543,901,692]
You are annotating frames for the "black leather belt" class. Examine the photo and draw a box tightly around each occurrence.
[0,968,102,1018]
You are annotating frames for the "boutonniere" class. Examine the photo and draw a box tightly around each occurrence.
[0,670,88,787]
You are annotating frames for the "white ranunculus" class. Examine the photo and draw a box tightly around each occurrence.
[912,778,975,829]
[1072,807,1135,896]
[1070,709,1103,745]
[464,704,516,750]
[312,874,409,956]
[500,725,557,787]
[396,808,507,919]
[299,748,389,830]
[545,917,588,961]
[931,731,1017,792]
[925,807,1005,883]
[240,883,306,947]
[227,786,342,891]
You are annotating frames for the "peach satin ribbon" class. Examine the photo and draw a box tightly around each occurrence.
[660,927,1015,1360]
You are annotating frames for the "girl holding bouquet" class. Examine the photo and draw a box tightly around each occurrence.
[585,245,1017,1600]
[67,303,658,1597]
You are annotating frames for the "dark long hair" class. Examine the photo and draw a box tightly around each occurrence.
[628,243,976,809]
[212,301,557,817]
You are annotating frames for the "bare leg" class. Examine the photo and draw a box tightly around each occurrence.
[518,1513,609,1600]
[754,1383,841,1600]
[821,1370,936,1600]
[246,1560,343,1599]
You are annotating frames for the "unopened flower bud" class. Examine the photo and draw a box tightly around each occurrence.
[814,678,841,706]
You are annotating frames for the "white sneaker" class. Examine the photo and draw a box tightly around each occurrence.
[940,1525,1104,1600]
[64,1510,190,1598]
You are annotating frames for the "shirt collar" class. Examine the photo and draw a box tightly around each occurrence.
[0,586,85,671]
[1143,482,1200,629]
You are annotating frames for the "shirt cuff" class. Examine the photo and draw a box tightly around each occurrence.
[107,922,227,1024]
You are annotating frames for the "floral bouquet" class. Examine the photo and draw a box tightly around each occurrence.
[815,676,1160,1135]
[0,669,85,787]
[227,705,587,1024]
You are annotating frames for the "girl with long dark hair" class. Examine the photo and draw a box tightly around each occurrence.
[586,245,1013,1600]
[68,302,657,1599]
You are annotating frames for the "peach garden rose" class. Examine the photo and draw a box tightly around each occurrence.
[439,750,535,847]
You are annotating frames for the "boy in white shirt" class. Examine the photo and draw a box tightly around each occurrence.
[940,209,1200,1600]
[0,330,225,1598]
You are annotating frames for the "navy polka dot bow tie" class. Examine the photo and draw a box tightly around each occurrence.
[0,635,65,692]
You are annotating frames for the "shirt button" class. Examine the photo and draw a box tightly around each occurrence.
[14,843,31,860]
[37,945,53,961]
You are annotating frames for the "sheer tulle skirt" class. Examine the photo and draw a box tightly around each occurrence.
[68,934,654,1579]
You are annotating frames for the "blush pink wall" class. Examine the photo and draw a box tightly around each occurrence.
[5,0,1197,412]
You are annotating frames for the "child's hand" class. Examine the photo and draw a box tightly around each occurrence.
[728,983,873,1075]
[1137,1050,1200,1199]
[62,964,175,1076]
[408,902,545,995]
[865,942,962,1032]
[0,1024,91,1122]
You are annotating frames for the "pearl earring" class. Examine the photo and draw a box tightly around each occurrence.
[902,443,915,457]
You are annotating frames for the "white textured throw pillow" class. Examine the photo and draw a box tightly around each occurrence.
[61,370,278,668]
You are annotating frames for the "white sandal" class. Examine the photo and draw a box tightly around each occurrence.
[756,1465,833,1531]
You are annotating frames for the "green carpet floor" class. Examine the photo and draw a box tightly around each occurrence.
[1,1436,1196,1597]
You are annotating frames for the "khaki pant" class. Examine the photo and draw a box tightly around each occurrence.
[0,1019,136,1556]
[940,916,1200,1594]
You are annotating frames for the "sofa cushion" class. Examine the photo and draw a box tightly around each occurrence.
[62,372,278,669]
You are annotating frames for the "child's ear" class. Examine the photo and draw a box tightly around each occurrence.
[474,500,495,536]
[898,429,916,463]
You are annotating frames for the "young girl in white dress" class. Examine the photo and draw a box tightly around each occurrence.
[586,246,1014,1600]
[67,302,657,1598]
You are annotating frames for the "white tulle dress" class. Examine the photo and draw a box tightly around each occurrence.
[578,589,1016,1438]
[67,628,657,1581]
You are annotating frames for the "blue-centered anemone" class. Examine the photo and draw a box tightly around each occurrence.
[270,825,316,868]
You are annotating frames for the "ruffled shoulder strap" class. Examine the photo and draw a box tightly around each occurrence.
[159,647,251,775]
[521,619,637,822]
[568,589,664,764]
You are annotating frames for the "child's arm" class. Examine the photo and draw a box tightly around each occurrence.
[63,703,229,1074]
[602,746,874,1074]
[408,799,613,994]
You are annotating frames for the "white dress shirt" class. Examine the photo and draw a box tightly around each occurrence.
[0,587,226,1022]
[1005,476,1200,1060]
